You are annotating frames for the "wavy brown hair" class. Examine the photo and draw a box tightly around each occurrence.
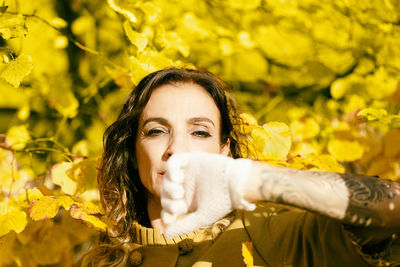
[80,67,245,266]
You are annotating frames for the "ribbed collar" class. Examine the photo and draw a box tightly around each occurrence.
[133,222,211,246]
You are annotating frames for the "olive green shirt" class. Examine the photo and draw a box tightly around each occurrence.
[131,202,400,266]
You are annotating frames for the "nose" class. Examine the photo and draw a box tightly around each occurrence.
[162,132,188,161]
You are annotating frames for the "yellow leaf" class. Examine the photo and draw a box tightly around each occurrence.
[29,196,74,221]
[70,205,107,232]
[0,14,26,40]
[328,139,364,162]
[366,67,397,100]
[124,21,148,52]
[107,0,137,23]
[51,162,76,195]
[357,108,388,122]
[301,154,345,173]
[139,1,161,23]
[74,201,103,215]
[238,113,258,134]
[242,241,253,267]
[58,196,75,211]
[164,32,190,57]
[48,89,79,118]
[0,206,27,237]
[6,124,31,150]
[251,122,291,161]
[290,117,320,142]
[263,122,291,159]
[238,31,254,48]
[232,50,268,82]
[292,142,319,156]
[317,46,354,74]
[255,25,313,67]
[130,50,172,84]
[0,54,33,88]
[330,78,350,99]
[240,113,258,126]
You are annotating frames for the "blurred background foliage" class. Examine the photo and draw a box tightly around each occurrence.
[1,0,400,265]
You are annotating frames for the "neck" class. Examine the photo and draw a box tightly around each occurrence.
[147,194,165,233]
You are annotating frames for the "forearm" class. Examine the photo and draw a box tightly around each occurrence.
[244,161,400,229]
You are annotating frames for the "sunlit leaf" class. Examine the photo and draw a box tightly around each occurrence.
[0,205,27,236]
[290,117,320,142]
[327,139,364,162]
[48,88,79,118]
[0,13,26,40]
[300,153,344,173]
[242,241,253,267]
[0,54,33,88]
[251,122,291,160]
[29,196,74,221]
[139,1,161,23]
[107,0,137,23]
[70,205,107,232]
[51,162,76,195]
[6,124,31,150]
[124,21,148,52]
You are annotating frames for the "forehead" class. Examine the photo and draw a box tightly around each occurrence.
[140,82,221,121]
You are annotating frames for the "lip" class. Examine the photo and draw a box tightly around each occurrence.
[158,171,166,177]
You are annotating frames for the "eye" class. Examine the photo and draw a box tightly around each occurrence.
[145,128,167,137]
[192,130,211,138]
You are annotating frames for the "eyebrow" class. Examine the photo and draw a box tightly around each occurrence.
[142,117,170,128]
[188,117,215,127]
[142,117,216,128]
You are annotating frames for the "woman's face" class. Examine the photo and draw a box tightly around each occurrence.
[135,82,230,200]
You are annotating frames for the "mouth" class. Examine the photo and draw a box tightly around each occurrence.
[158,171,166,177]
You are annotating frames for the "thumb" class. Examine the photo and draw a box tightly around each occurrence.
[164,212,207,239]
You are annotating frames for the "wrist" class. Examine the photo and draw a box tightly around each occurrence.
[227,158,256,211]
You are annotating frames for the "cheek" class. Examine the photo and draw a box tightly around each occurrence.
[135,140,166,192]
[192,138,222,153]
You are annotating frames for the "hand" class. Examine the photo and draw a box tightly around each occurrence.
[161,152,255,238]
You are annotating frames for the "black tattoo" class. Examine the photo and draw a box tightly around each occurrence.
[343,175,397,227]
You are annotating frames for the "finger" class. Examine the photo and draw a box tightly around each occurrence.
[162,179,185,199]
[161,210,178,225]
[166,154,191,183]
[161,198,188,215]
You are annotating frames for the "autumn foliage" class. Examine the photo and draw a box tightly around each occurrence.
[1,0,400,265]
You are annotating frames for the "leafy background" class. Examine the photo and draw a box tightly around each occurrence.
[1,0,400,265]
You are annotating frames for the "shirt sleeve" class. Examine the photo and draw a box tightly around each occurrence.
[243,202,399,267]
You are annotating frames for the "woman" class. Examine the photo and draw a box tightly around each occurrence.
[81,67,400,266]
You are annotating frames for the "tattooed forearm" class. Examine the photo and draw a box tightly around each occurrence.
[255,164,349,219]
[248,162,400,228]
[342,175,400,227]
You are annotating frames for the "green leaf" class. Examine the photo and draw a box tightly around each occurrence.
[0,54,33,88]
